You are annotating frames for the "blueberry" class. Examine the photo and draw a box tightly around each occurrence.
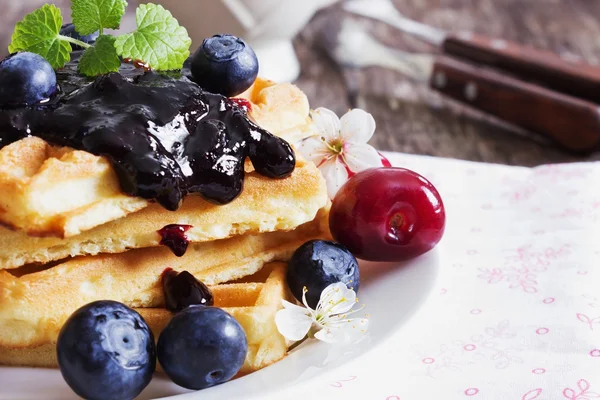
[0,52,57,107]
[60,23,99,50]
[56,301,156,400]
[162,269,214,312]
[157,306,247,390]
[191,34,259,97]
[287,240,360,308]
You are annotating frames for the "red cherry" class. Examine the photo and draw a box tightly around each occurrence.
[329,167,445,261]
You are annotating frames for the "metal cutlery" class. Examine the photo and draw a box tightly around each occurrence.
[335,18,600,153]
[344,0,600,105]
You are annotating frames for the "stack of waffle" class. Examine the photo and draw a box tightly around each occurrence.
[0,78,330,374]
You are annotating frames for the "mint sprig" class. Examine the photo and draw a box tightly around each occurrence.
[78,35,121,76]
[72,0,127,36]
[115,4,191,72]
[8,1,192,77]
[8,4,72,69]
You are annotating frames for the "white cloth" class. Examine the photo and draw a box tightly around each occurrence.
[263,151,600,400]
[3,151,598,400]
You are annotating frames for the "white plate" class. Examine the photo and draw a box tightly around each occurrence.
[0,250,440,400]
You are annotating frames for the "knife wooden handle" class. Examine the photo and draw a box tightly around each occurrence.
[429,56,600,153]
[442,33,600,104]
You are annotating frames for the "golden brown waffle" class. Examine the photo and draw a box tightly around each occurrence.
[0,78,314,238]
[0,208,330,348]
[238,78,312,144]
[0,156,328,270]
[0,137,148,238]
[0,262,293,375]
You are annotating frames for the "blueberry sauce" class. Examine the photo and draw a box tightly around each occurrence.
[161,268,214,313]
[0,52,295,210]
[158,224,193,257]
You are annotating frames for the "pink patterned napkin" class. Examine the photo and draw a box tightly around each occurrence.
[267,152,600,400]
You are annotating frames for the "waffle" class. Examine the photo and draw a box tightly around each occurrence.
[0,207,329,348]
[0,78,313,238]
[0,156,327,270]
[0,262,293,375]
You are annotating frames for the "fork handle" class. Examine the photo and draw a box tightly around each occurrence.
[442,33,600,104]
[429,56,600,153]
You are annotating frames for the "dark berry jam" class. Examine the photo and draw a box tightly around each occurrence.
[158,224,193,257]
[0,52,295,210]
[162,269,214,312]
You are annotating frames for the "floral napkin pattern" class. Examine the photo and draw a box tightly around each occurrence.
[264,152,600,400]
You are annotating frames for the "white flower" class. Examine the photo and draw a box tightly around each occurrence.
[297,107,389,199]
[275,282,369,347]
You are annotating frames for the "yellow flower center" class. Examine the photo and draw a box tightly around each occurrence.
[325,138,344,155]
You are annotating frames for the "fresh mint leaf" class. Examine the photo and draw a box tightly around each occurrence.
[9,2,190,76]
[114,3,191,71]
[78,35,120,76]
[8,4,71,69]
[72,0,128,36]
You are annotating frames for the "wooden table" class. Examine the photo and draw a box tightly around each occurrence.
[293,0,600,166]
[2,0,599,166]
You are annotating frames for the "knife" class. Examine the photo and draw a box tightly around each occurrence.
[335,19,600,153]
[343,0,600,105]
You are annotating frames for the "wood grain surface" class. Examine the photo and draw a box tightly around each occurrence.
[293,0,600,166]
[1,0,599,166]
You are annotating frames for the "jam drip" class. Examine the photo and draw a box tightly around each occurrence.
[161,268,214,313]
[158,224,193,257]
[0,53,296,210]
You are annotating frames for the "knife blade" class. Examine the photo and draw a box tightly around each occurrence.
[334,18,600,153]
[343,0,445,46]
[343,0,600,104]
[335,19,434,82]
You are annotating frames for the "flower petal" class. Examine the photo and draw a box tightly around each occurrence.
[319,157,349,199]
[339,109,375,143]
[297,136,331,166]
[311,108,341,142]
[313,326,339,343]
[318,282,357,315]
[334,318,370,344]
[281,299,309,312]
[315,318,369,344]
[343,142,383,174]
[275,308,313,341]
